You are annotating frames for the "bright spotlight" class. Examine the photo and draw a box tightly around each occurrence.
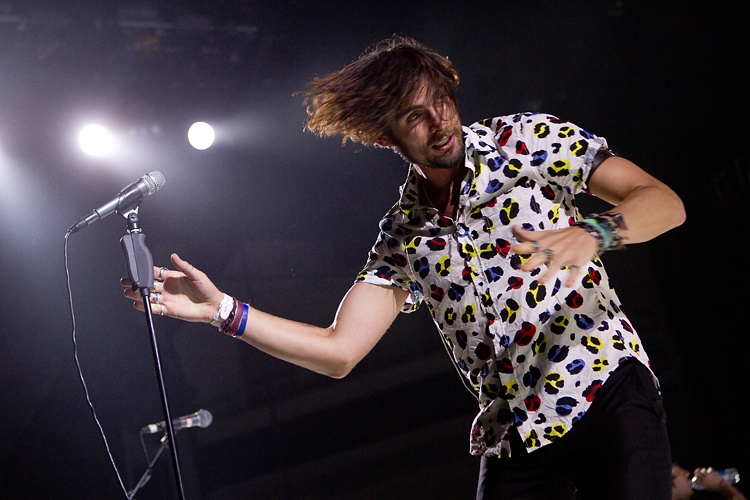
[79,124,114,156]
[188,122,215,150]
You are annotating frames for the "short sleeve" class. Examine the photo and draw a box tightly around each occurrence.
[515,114,609,195]
[355,230,422,313]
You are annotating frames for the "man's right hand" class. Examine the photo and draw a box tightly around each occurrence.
[123,254,407,379]
[121,253,224,323]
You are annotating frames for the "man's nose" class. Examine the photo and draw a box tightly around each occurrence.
[426,107,445,129]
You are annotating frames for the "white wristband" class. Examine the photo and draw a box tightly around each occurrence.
[210,294,234,327]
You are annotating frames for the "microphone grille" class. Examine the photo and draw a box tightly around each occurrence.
[142,171,166,195]
[197,409,213,428]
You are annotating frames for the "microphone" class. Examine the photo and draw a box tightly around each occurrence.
[141,409,213,434]
[68,171,166,234]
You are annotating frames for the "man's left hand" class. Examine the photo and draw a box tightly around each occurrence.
[511,225,599,288]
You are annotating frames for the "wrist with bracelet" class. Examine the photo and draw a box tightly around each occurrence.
[571,213,628,254]
[210,293,249,338]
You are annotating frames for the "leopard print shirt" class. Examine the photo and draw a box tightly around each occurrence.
[356,113,655,458]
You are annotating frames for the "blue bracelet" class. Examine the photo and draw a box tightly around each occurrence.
[581,218,612,249]
[235,303,250,338]
[572,213,626,253]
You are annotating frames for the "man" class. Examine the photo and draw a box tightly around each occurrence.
[123,36,685,498]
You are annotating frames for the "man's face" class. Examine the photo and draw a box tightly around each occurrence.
[386,83,465,171]
[671,464,694,500]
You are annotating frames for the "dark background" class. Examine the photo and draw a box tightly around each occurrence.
[1,1,747,498]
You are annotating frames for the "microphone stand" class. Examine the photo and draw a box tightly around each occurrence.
[128,434,170,500]
[121,208,186,500]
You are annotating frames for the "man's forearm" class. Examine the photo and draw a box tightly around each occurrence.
[236,283,406,378]
[587,156,686,244]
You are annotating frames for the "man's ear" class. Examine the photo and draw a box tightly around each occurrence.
[375,137,393,148]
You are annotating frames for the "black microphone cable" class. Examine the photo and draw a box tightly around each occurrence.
[64,229,130,499]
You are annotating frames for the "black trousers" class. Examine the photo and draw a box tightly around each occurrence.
[476,360,672,500]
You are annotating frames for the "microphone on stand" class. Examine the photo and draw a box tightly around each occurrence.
[68,171,166,234]
[141,409,213,434]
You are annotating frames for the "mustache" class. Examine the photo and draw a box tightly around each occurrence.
[430,123,462,146]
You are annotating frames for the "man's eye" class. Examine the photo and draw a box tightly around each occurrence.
[407,112,421,123]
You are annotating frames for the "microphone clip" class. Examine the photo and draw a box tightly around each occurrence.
[121,212,154,292]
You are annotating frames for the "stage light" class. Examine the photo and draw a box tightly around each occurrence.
[79,124,114,156]
[188,122,215,150]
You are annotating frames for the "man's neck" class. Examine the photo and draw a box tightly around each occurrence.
[418,164,466,218]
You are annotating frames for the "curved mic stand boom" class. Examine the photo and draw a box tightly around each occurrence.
[120,207,186,500]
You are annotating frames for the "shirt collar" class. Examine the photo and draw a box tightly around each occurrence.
[464,124,495,156]
[396,125,490,214]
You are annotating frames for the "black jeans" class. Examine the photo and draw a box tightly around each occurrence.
[476,360,672,500]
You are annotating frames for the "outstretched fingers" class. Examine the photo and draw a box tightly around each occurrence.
[171,253,208,282]
[121,260,183,317]
[511,226,595,287]
[121,253,226,323]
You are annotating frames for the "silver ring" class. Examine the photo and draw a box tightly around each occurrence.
[160,305,165,316]
[151,292,161,304]
[532,241,542,250]
[157,267,168,282]
[543,248,554,263]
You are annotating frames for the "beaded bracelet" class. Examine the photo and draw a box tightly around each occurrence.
[571,213,627,254]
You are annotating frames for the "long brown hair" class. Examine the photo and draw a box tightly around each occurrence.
[298,35,459,146]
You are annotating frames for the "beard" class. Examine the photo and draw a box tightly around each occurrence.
[430,137,465,170]
[392,127,466,170]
